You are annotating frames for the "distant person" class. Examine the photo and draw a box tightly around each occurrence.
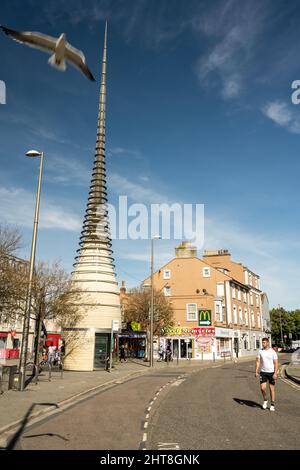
[255,337,279,411]
[48,344,56,365]
[120,344,126,362]
[158,345,164,362]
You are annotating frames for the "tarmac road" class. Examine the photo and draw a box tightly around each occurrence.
[13,355,300,450]
[147,355,300,450]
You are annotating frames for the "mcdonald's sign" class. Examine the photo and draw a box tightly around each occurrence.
[198,309,212,326]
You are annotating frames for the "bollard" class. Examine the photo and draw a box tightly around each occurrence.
[0,366,3,395]
[201,352,203,361]
[213,352,216,362]
[48,363,52,381]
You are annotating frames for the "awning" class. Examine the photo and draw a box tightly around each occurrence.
[0,332,8,337]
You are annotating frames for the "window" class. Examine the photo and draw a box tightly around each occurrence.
[250,293,253,305]
[233,305,237,324]
[257,313,261,328]
[239,307,243,324]
[203,267,211,278]
[243,291,247,303]
[164,286,171,296]
[237,288,241,301]
[245,309,248,326]
[214,301,223,322]
[187,303,197,321]
[256,339,260,350]
[232,286,236,298]
[163,270,171,280]
[249,273,252,286]
[251,311,255,327]
[217,282,224,297]
[256,295,259,307]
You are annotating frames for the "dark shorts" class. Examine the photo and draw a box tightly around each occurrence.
[260,372,275,386]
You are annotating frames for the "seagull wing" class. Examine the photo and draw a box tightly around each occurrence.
[0,26,56,54]
[65,42,96,81]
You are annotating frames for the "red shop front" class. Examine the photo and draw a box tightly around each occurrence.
[45,333,61,348]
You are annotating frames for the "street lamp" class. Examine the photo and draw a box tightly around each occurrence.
[150,235,161,367]
[278,304,284,347]
[19,150,44,391]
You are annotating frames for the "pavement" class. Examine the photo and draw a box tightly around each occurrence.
[285,363,300,384]
[0,354,255,442]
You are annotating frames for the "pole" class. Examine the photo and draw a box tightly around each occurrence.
[19,152,44,391]
[109,327,113,372]
[150,239,154,367]
[278,304,284,346]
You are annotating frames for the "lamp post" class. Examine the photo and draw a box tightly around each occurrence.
[19,150,44,391]
[278,304,284,347]
[150,235,161,367]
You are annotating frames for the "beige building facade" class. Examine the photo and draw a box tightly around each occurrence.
[144,242,268,360]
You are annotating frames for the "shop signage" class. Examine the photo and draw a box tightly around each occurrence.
[131,321,140,332]
[215,328,233,338]
[161,327,215,337]
[198,309,212,326]
[112,320,119,332]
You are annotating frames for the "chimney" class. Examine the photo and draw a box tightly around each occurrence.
[175,241,198,258]
[120,280,126,298]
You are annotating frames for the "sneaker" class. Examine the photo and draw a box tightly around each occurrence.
[262,400,268,410]
[270,404,275,412]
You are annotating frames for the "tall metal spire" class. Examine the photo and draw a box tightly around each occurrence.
[65,21,121,372]
[74,20,114,270]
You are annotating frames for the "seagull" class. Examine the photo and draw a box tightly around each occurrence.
[0,26,95,81]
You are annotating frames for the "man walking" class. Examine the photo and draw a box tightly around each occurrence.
[255,337,279,411]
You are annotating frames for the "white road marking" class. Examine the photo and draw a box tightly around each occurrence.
[142,433,147,442]
[144,422,148,429]
[157,442,180,450]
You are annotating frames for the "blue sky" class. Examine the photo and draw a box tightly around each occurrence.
[1,0,300,309]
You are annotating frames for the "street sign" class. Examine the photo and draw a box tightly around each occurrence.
[112,320,119,332]
[284,334,287,339]
[198,309,212,326]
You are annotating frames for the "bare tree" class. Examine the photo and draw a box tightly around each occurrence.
[123,287,174,336]
[0,224,22,257]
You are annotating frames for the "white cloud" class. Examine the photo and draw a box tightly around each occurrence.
[108,172,172,204]
[194,0,268,100]
[262,100,300,134]
[0,186,81,231]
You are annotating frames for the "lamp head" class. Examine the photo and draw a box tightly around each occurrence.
[26,149,42,158]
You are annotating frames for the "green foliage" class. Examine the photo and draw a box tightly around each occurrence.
[270,308,300,345]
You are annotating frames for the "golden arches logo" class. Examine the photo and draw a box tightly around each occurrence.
[199,310,211,321]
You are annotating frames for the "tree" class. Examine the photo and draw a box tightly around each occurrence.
[123,287,174,336]
[0,225,85,359]
[270,307,300,345]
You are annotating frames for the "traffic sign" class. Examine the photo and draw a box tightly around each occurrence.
[198,309,212,326]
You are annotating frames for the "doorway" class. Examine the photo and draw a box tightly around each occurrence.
[94,333,110,369]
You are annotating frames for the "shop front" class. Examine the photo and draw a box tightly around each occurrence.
[160,327,215,360]
[215,327,233,358]
[118,332,146,359]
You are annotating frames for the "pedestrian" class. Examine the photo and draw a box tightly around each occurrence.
[158,345,164,362]
[120,344,126,362]
[255,337,279,411]
[48,344,56,366]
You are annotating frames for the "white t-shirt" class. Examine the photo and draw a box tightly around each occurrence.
[257,348,278,373]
